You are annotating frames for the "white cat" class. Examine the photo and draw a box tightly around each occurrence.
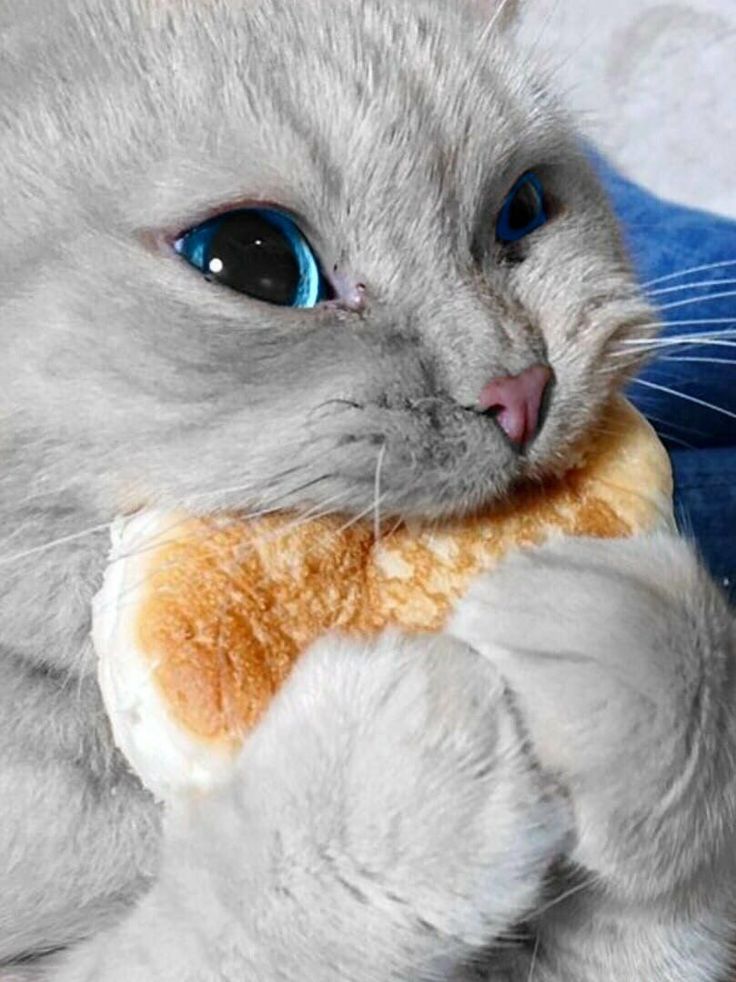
[0,0,734,979]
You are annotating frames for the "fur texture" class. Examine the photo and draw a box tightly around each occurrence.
[0,0,734,978]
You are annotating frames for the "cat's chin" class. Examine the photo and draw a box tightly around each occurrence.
[172,467,524,526]
[194,456,525,526]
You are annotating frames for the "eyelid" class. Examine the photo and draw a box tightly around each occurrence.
[141,197,303,253]
[511,170,542,194]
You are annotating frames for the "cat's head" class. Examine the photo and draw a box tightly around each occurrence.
[1,0,653,524]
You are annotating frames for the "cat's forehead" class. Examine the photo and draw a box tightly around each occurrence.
[160,0,553,160]
[128,0,564,222]
[3,0,570,247]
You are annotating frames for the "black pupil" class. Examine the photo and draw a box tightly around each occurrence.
[206,212,300,305]
[506,181,542,231]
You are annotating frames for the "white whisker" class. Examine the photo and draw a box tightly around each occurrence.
[642,318,736,328]
[659,355,736,366]
[529,873,601,919]
[95,488,357,621]
[618,330,736,348]
[465,0,518,85]
[128,483,352,563]
[642,259,736,289]
[631,378,736,420]
[615,321,736,352]
[485,0,516,34]
[0,521,111,568]
[184,480,287,508]
[181,467,315,510]
[527,933,540,982]
[611,342,736,360]
[0,470,335,573]
[613,346,736,362]
[641,411,708,440]
[648,278,736,297]
[373,442,387,546]
[336,495,388,537]
[658,290,736,312]
[625,335,736,346]
[655,431,697,449]
[641,417,698,448]
[108,474,336,568]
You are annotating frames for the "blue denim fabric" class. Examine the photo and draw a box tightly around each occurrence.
[592,154,736,448]
[671,449,735,599]
[592,155,736,600]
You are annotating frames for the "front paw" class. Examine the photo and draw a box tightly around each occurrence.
[448,532,736,896]
[450,533,706,776]
[228,632,570,955]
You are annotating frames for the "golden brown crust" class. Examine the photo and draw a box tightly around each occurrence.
[134,398,673,747]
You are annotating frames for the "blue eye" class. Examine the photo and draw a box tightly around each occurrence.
[174,208,329,308]
[496,172,548,244]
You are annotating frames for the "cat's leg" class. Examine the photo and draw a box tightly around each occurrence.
[44,633,569,982]
[0,650,161,964]
[450,533,736,982]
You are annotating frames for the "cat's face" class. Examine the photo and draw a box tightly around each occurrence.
[0,0,652,524]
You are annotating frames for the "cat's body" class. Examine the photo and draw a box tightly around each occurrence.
[1,0,735,978]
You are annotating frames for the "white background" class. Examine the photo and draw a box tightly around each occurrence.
[517,0,736,218]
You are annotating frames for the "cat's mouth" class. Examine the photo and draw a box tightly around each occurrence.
[268,359,629,524]
[162,375,606,526]
[290,395,559,522]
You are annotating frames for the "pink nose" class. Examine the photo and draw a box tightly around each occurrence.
[478,364,552,447]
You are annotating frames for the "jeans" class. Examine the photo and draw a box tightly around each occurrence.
[593,153,736,600]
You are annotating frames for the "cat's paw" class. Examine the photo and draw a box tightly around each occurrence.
[193,631,570,966]
[448,532,736,897]
[90,632,568,982]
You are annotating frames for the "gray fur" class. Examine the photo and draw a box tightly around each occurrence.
[0,0,734,978]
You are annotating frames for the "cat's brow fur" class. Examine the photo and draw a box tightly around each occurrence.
[1,0,735,979]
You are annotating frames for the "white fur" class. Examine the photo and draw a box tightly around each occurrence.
[48,635,569,981]
[1,0,735,978]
